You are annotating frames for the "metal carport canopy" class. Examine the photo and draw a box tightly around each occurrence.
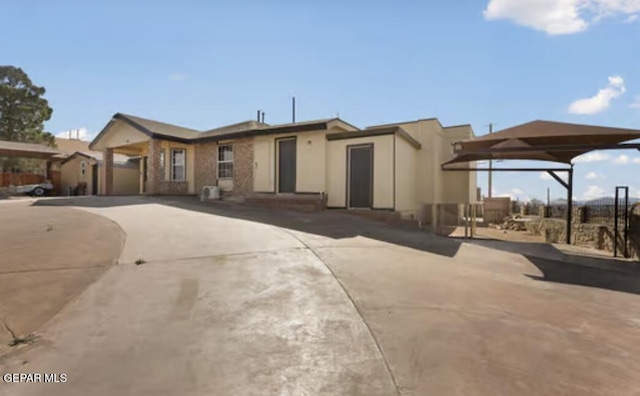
[441,120,640,245]
[0,140,63,159]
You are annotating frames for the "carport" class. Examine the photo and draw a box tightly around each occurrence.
[442,120,640,245]
[0,140,64,180]
[0,140,63,159]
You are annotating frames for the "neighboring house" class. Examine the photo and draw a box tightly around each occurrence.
[51,137,139,195]
[60,151,139,195]
[89,113,477,218]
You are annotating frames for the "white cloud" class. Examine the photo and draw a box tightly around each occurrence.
[585,171,598,179]
[55,127,95,141]
[484,0,640,35]
[540,172,552,180]
[583,185,606,200]
[540,171,568,181]
[614,154,630,164]
[568,75,626,114]
[611,154,640,164]
[492,187,530,202]
[168,73,188,81]
[625,14,639,22]
[630,95,640,109]
[573,151,611,163]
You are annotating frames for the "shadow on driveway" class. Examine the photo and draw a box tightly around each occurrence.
[33,195,640,295]
[451,236,640,295]
[32,195,464,258]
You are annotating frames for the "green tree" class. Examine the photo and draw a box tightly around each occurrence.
[0,66,55,172]
[0,66,54,144]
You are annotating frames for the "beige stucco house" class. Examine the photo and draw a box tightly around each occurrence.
[89,113,477,219]
[60,151,139,195]
[50,137,139,195]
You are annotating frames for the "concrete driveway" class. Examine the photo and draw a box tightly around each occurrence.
[0,201,123,355]
[2,196,640,396]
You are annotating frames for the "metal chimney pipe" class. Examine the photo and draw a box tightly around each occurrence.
[292,97,296,123]
[261,112,265,123]
[257,110,260,122]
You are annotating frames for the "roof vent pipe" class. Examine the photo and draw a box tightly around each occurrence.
[261,112,265,124]
[292,96,296,124]
[257,110,260,122]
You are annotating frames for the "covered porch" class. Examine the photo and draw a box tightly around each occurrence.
[89,113,198,195]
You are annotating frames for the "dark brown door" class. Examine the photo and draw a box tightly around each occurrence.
[91,165,98,195]
[142,156,148,193]
[348,145,373,208]
[278,138,296,193]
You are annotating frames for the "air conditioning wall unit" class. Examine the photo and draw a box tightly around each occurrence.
[201,186,220,201]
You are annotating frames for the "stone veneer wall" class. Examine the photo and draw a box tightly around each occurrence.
[231,138,254,197]
[146,139,162,194]
[157,181,189,195]
[102,148,114,195]
[245,193,327,212]
[527,206,640,259]
[194,141,218,195]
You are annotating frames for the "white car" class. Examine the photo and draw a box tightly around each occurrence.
[15,183,54,197]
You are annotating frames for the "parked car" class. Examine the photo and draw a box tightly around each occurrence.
[15,182,54,197]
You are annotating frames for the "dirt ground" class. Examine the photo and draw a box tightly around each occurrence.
[450,225,547,243]
[0,202,124,355]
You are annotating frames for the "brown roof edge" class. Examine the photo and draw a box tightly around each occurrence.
[60,151,95,165]
[89,113,195,150]
[116,114,194,144]
[197,121,330,142]
[365,117,441,129]
[329,118,360,131]
[88,117,117,150]
[326,127,421,149]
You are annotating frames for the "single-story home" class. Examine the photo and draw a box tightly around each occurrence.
[43,137,140,195]
[89,113,477,219]
[59,151,139,195]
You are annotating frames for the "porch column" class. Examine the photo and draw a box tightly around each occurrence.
[102,148,114,195]
[147,139,162,195]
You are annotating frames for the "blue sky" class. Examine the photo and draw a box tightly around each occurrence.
[4,0,640,200]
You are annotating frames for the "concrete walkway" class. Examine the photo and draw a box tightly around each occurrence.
[3,196,640,395]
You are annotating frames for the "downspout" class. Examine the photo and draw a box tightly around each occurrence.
[393,134,396,211]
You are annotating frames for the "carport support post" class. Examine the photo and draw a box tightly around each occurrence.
[464,204,470,239]
[566,165,574,245]
[431,205,437,235]
[546,167,574,245]
[102,148,114,195]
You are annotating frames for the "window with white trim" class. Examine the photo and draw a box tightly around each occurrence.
[80,161,87,176]
[171,149,186,181]
[217,145,233,179]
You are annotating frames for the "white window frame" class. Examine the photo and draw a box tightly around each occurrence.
[217,144,234,179]
[80,161,87,176]
[171,149,186,182]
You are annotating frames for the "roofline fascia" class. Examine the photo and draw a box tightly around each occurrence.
[60,151,96,165]
[454,142,640,155]
[329,118,360,131]
[326,127,422,149]
[197,122,329,143]
[365,117,441,129]
[88,118,117,150]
